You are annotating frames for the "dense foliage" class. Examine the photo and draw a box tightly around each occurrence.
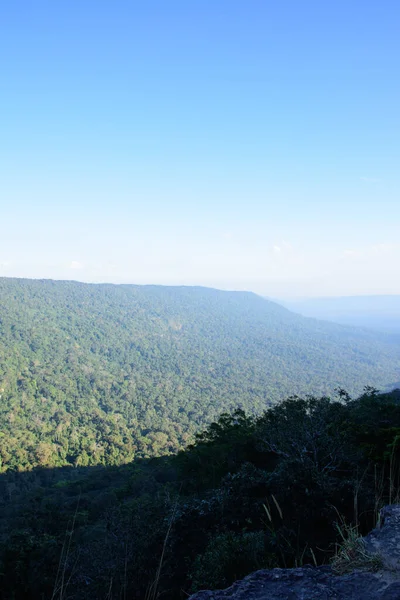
[0,277,399,471]
[0,388,399,599]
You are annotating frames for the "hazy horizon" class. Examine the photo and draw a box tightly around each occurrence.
[2,273,400,302]
[2,2,399,297]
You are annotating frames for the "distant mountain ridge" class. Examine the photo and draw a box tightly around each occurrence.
[0,277,399,471]
[278,295,400,333]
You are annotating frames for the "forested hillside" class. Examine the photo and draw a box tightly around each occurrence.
[1,389,399,599]
[0,277,399,471]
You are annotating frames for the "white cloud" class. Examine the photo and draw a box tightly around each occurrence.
[69,261,84,270]
[370,243,397,256]
[272,240,293,256]
[281,240,293,250]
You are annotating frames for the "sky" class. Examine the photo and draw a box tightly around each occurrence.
[1,1,399,297]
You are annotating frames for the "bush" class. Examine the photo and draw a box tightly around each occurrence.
[190,530,270,592]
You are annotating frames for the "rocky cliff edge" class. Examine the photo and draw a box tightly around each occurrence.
[189,505,400,600]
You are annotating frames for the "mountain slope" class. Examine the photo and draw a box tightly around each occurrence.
[0,277,399,471]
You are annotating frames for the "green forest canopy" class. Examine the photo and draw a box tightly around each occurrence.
[0,277,399,471]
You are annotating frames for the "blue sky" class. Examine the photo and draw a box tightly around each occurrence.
[1,1,399,296]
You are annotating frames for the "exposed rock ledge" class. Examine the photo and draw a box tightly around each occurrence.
[189,505,400,600]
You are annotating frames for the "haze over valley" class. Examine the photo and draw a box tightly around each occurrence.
[278,295,400,334]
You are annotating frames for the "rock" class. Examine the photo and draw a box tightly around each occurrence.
[189,505,400,600]
[364,505,400,572]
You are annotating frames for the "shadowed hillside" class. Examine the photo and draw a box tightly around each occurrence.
[0,388,399,599]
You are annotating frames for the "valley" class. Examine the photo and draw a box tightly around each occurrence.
[0,277,399,472]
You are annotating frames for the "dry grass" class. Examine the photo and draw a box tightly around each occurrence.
[51,494,81,600]
[330,511,383,575]
[145,498,179,600]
